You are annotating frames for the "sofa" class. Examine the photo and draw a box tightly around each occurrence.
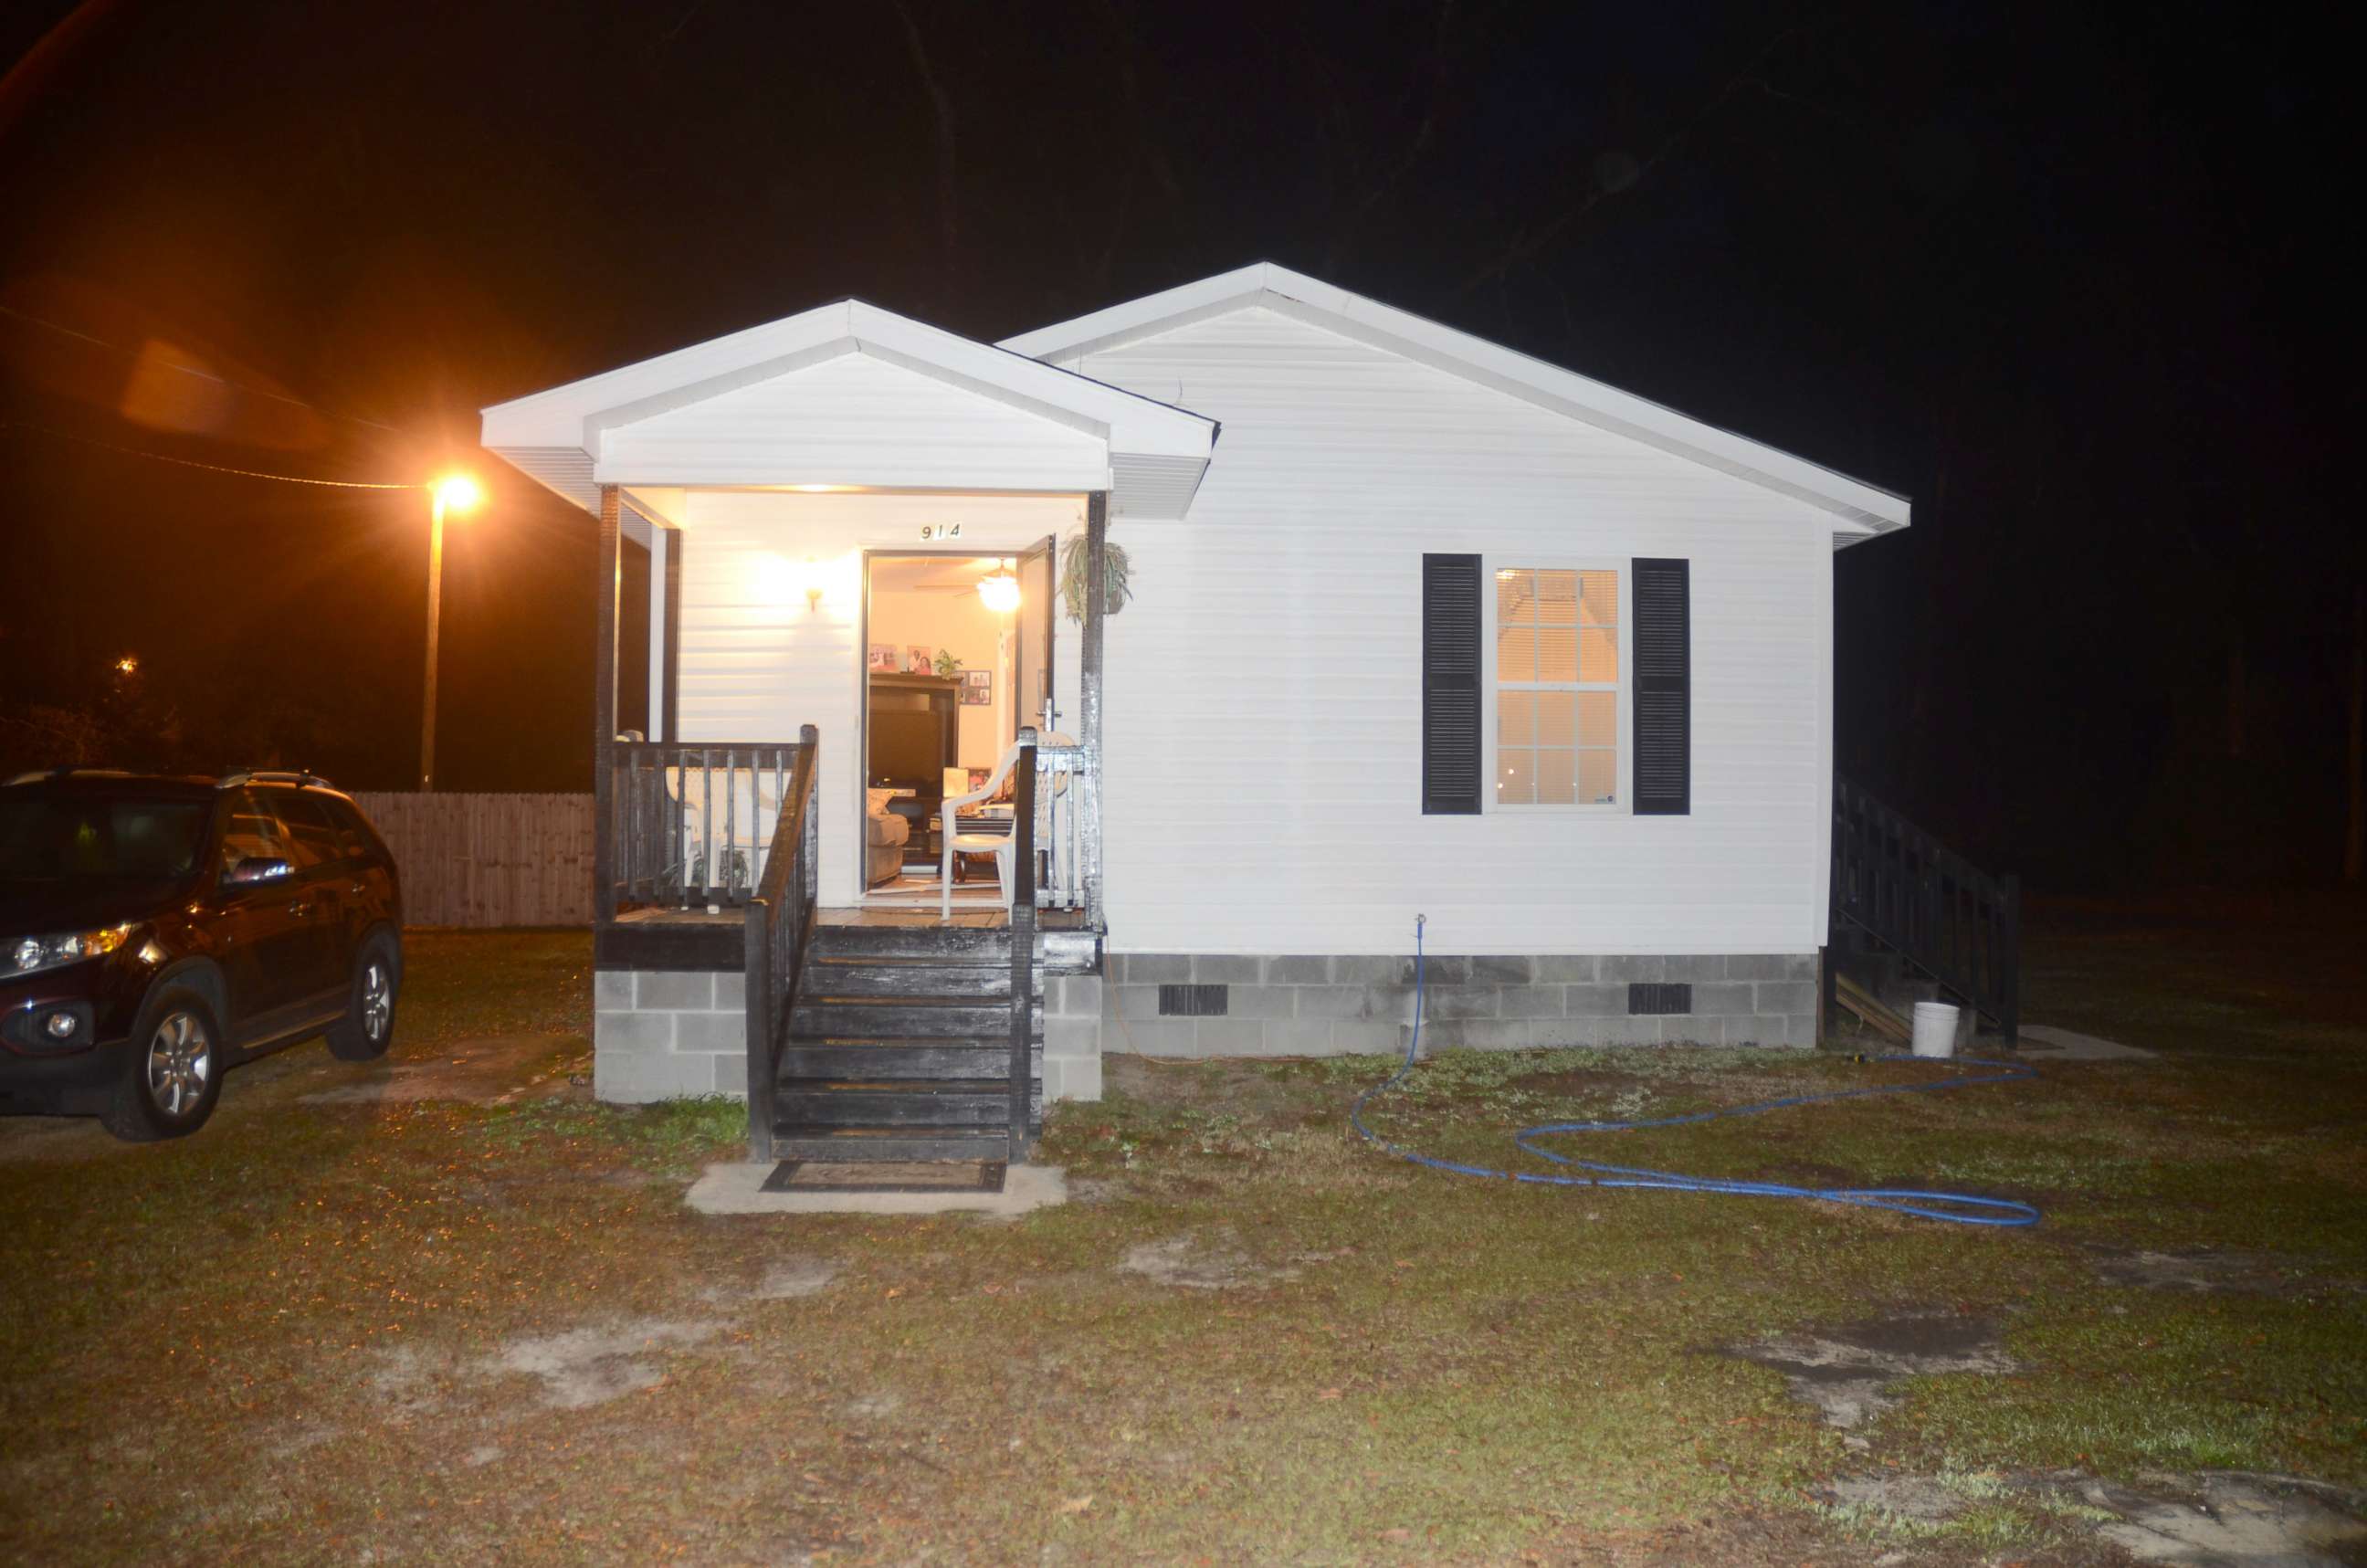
[865,789,910,887]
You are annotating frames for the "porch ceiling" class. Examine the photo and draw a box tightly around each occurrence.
[481,300,1217,521]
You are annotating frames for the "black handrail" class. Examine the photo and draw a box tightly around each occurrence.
[742,725,819,1162]
[1007,731,1038,1162]
[1830,773,2019,1043]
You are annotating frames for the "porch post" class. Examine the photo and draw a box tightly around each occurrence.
[593,484,622,923]
[1080,490,1109,929]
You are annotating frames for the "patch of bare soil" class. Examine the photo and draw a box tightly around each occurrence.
[1726,1311,2016,1436]
[1119,1228,1341,1290]
[2086,1245,2333,1298]
[298,1033,587,1105]
[2080,1473,2367,1565]
[483,1316,723,1409]
[748,1258,841,1300]
[367,1314,728,1415]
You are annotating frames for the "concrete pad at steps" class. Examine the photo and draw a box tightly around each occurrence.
[686,1162,1068,1217]
[2017,1024,2157,1061]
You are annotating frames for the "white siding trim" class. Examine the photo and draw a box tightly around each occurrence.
[1001,261,1909,542]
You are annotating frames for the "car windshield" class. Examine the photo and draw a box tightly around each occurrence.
[0,796,211,882]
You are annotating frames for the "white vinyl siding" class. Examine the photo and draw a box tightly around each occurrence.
[1049,305,1835,956]
[669,490,1084,903]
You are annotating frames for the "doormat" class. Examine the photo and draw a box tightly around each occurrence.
[762,1160,1008,1194]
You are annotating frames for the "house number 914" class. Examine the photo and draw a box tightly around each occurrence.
[919,521,963,541]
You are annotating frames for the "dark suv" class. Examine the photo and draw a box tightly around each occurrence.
[0,770,403,1141]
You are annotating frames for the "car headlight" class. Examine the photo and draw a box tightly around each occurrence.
[3,927,132,978]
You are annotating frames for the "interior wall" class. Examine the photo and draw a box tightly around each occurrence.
[867,582,1009,769]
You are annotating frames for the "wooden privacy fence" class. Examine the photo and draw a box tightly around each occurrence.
[351,792,594,928]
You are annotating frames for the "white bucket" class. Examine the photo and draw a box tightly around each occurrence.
[1911,1001,1961,1058]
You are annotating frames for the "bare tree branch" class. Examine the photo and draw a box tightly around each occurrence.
[890,0,960,310]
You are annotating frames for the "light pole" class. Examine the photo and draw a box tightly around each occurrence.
[420,475,482,791]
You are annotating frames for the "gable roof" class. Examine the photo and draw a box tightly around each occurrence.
[1000,262,1909,542]
[480,299,1218,519]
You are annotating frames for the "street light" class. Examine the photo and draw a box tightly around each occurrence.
[420,474,483,791]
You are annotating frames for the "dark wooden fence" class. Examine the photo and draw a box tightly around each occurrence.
[350,792,594,928]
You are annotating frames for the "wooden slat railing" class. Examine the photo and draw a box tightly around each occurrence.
[1007,730,1039,1161]
[1830,773,2020,1043]
[1030,741,1091,911]
[742,725,819,1163]
[605,740,800,914]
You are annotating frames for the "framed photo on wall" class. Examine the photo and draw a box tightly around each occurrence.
[867,643,897,672]
[960,669,992,705]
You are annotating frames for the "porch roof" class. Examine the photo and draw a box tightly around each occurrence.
[479,300,1218,521]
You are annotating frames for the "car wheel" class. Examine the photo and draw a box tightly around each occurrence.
[100,987,225,1142]
[326,936,399,1062]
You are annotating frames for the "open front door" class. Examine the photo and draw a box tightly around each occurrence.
[1015,536,1057,737]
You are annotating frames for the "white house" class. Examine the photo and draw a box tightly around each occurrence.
[481,262,1979,1167]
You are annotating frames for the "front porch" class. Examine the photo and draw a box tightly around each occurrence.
[585,718,1109,1158]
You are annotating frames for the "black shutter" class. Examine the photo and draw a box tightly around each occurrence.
[1632,557,1690,816]
[1422,553,1482,815]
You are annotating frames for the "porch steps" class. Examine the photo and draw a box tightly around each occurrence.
[772,924,1043,1163]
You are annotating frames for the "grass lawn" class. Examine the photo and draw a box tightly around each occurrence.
[1,910,2362,1565]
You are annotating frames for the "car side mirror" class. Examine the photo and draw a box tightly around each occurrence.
[226,856,293,886]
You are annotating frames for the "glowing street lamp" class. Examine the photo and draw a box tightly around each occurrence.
[420,474,483,791]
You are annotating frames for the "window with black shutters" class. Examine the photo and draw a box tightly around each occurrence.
[1630,558,1690,816]
[1490,564,1620,805]
[1421,553,1482,815]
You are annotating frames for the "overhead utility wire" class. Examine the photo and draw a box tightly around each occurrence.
[0,419,422,490]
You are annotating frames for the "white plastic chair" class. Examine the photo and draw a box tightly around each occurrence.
[938,732,1073,917]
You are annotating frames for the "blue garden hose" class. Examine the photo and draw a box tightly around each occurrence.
[1350,916,2042,1226]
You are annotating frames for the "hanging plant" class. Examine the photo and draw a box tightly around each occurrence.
[1059,535,1131,625]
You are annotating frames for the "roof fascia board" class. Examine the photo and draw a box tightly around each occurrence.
[486,297,1214,462]
[996,263,1277,360]
[584,339,859,441]
[846,302,1212,457]
[1254,292,1907,532]
[1002,261,1908,534]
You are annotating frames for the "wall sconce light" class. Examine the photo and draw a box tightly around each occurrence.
[805,557,825,614]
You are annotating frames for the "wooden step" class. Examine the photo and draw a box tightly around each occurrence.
[1834,973,1912,1042]
[770,1127,1015,1163]
[778,1041,1013,1079]
[805,955,1039,998]
[776,1080,1037,1127]
[791,996,1043,1039]
[811,924,1014,962]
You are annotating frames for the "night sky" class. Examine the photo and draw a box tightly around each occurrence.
[0,2,2352,891]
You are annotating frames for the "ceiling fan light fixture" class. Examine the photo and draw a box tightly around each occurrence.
[977,559,1022,614]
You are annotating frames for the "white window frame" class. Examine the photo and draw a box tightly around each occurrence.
[1481,555,1631,814]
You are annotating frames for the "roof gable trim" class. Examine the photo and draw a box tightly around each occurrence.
[1000,262,1908,537]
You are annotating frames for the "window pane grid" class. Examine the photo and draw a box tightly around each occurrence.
[1495,565,1617,806]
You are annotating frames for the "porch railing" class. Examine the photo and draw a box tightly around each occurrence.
[1829,773,2019,1043]
[742,724,819,1162]
[1007,731,1038,1158]
[606,740,800,914]
[1030,740,1094,913]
